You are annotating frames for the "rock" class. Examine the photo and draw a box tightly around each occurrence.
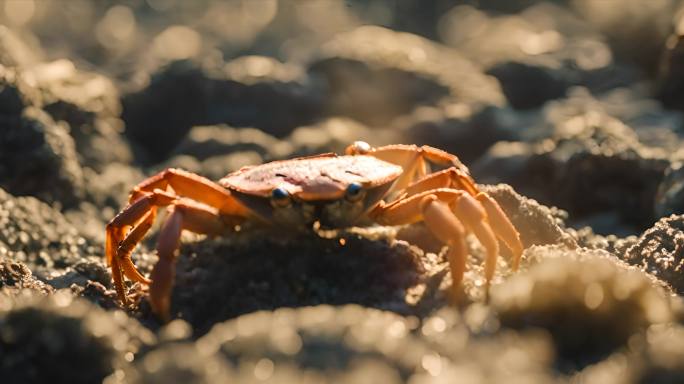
[25,59,132,169]
[492,246,671,372]
[308,26,504,127]
[164,124,291,181]
[121,343,232,384]
[486,61,568,110]
[0,65,85,207]
[630,324,684,383]
[567,226,638,257]
[473,95,673,230]
[481,184,577,250]
[577,323,684,384]
[193,305,421,383]
[0,257,53,296]
[168,118,403,181]
[0,106,85,207]
[439,3,637,110]
[421,309,556,383]
[624,215,684,294]
[0,26,41,67]
[171,125,291,163]
[572,0,675,75]
[0,64,41,114]
[288,117,401,158]
[655,162,684,218]
[85,163,143,208]
[658,31,684,110]
[594,88,683,153]
[151,227,438,335]
[401,104,536,167]
[122,58,321,163]
[0,291,155,384]
[0,187,98,277]
[145,305,555,383]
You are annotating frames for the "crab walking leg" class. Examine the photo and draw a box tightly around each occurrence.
[372,188,501,289]
[347,143,472,192]
[105,189,178,305]
[116,210,156,285]
[475,193,524,270]
[149,201,231,320]
[150,207,182,321]
[421,197,468,289]
[107,189,175,261]
[366,146,428,193]
[128,168,248,217]
[389,170,522,269]
[402,168,479,198]
[106,226,127,303]
[449,194,500,285]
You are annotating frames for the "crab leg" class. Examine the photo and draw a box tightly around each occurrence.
[347,143,472,194]
[358,144,429,192]
[384,167,523,270]
[372,188,500,291]
[402,168,478,197]
[106,172,248,313]
[421,198,468,289]
[106,190,176,303]
[128,168,249,216]
[116,210,155,284]
[475,193,524,270]
[404,168,523,271]
[150,200,229,320]
[106,226,127,303]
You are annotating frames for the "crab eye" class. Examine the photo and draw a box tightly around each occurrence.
[345,182,366,202]
[271,187,291,207]
[347,141,371,155]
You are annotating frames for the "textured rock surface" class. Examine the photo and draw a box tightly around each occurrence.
[493,246,671,372]
[0,292,155,384]
[26,59,132,169]
[155,228,438,335]
[473,93,674,232]
[624,215,684,294]
[0,187,97,275]
[0,66,85,207]
[309,26,504,127]
[122,58,322,163]
[123,305,556,383]
[0,258,53,296]
[440,3,638,110]
[655,162,684,218]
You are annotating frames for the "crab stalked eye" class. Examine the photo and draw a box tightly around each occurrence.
[345,182,366,202]
[271,187,291,207]
[346,141,371,155]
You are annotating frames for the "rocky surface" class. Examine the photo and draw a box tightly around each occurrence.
[122,58,322,163]
[473,90,677,234]
[1,1,684,383]
[493,246,671,372]
[624,215,684,294]
[0,291,155,384]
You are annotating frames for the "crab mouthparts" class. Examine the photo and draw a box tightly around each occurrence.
[229,182,394,229]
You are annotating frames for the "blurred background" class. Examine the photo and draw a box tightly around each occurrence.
[1,0,684,237]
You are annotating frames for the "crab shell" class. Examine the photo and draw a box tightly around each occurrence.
[219,154,403,228]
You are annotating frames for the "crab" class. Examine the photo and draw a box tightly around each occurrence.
[106,142,524,319]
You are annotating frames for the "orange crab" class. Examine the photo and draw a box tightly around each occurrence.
[106,142,524,319]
